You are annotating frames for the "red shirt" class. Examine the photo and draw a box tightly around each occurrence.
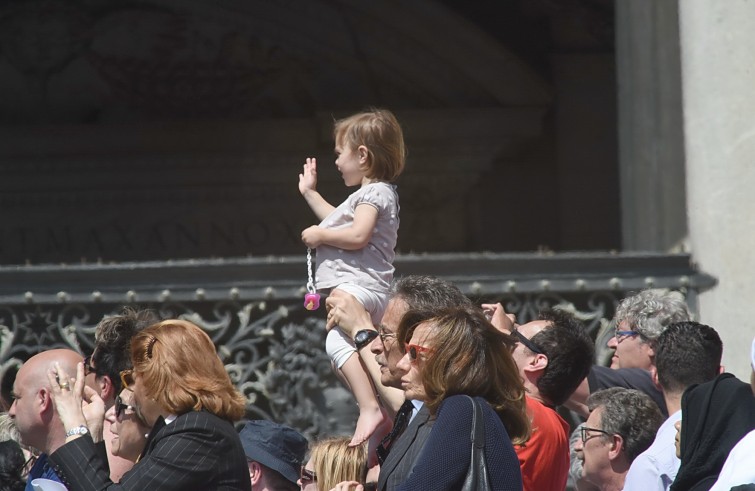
[515,395,571,491]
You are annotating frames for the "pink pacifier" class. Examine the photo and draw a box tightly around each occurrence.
[304,292,321,310]
[304,247,320,310]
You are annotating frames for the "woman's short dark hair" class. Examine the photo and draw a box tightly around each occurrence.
[92,307,160,393]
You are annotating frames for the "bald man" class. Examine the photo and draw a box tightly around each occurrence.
[9,349,83,490]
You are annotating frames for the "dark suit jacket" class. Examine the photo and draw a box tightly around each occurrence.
[394,395,522,491]
[49,410,251,491]
[378,404,433,491]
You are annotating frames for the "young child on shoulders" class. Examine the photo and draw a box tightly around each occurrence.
[298,108,405,446]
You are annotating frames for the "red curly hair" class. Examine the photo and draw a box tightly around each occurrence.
[130,319,246,421]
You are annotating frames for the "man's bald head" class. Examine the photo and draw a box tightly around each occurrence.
[10,349,82,453]
[18,349,82,389]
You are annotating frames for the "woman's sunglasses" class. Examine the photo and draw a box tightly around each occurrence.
[114,394,136,419]
[405,343,433,362]
[120,369,135,389]
[300,466,316,484]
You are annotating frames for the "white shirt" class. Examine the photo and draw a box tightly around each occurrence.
[623,410,682,491]
[709,429,755,490]
[408,399,424,424]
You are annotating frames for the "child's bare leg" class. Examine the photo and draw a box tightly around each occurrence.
[339,352,385,446]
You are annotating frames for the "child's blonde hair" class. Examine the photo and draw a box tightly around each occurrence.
[334,108,406,182]
[310,437,368,490]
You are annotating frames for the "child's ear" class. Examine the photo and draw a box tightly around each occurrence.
[357,145,369,163]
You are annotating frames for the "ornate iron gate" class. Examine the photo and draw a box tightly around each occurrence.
[0,252,715,440]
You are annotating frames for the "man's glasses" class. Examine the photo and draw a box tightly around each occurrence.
[300,466,316,484]
[614,326,640,342]
[83,355,96,376]
[580,426,614,443]
[114,394,136,419]
[120,369,134,389]
[405,343,433,362]
[378,325,396,344]
[511,328,544,355]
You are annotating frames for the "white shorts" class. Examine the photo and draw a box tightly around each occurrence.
[325,283,389,368]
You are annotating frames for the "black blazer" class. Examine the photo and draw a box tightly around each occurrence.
[378,404,434,491]
[49,410,251,491]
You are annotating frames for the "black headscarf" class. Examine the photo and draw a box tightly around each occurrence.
[671,373,755,491]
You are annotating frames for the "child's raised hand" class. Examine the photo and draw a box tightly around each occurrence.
[298,157,318,195]
[301,225,323,248]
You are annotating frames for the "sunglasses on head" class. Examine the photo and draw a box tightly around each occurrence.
[300,466,316,484]
[511,328,544,355]
[114,394,136,419]
[405,343,433,362]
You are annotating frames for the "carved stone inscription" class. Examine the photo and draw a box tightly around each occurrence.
[0,1,551,264]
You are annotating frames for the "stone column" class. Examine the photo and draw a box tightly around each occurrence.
[616,0,687,251]
[680,0,755,381]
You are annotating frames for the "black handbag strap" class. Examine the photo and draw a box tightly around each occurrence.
[461,395,492,491]
[470,396,485,450]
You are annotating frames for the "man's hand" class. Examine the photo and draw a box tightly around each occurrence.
[82,385,106,443]
[481,302,517,334]
[325,289,374,337]
[47,361,90,442]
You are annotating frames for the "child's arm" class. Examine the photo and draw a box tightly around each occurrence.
[299,157,336,221]
[301,203,378,250]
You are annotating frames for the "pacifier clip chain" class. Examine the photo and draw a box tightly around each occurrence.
[304,247,320,310]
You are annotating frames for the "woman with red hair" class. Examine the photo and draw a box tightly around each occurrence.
[48,319,251,491]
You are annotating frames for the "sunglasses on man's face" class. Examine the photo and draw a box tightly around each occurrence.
[300,466,316,484]
[114,394,136,419]
[83,355,96,376]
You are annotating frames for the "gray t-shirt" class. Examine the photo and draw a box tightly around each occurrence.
[315,182,399,292]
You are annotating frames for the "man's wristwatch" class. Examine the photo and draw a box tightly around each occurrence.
[354,329,379,350]
[65,425,89,438]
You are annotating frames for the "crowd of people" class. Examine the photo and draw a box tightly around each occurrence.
[0,281,752,491]
[0,107,752,490]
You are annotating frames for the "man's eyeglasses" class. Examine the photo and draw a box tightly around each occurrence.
[114,394,136,419]
[405,343,433,362]
[300,466,316,484]
[614,326,640,342]
[120,369,134,389]
[378,325,396,344]
[580,426,614,443]
[511,328,544,355]
[83,355,96,376]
